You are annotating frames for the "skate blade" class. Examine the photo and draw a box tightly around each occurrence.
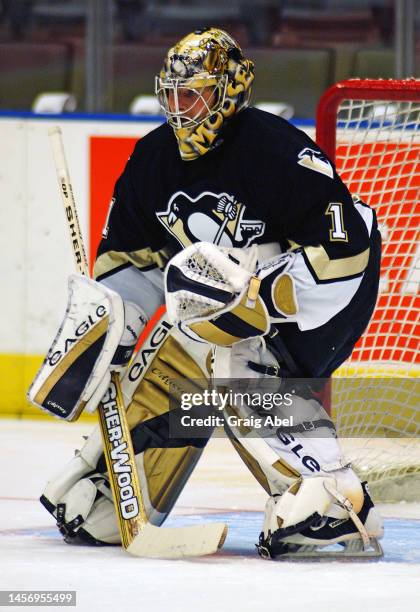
[275,537,383,560]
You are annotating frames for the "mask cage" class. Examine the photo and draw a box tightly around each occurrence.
[155,74,228,129]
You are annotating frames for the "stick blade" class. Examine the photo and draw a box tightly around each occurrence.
[126,522,228,559]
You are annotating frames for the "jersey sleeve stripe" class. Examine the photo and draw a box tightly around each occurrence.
[288,242,369,284]
[94,246,173,280]
[302,244,370,282]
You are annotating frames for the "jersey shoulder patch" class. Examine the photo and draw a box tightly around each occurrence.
[297,147,334,179]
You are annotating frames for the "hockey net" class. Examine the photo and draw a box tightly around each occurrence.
[316,79,420,501]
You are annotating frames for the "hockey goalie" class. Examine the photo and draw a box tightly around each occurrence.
[29,27,384,558]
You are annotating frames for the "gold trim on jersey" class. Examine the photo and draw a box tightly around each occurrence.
[287,240,369,282]
[304,245,369,281]
[287,239,301,252]
[93,246,173,280]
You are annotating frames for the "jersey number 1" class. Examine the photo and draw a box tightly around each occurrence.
[326,202,348,242]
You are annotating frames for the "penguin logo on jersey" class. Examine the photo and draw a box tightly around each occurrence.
[156,191,265,248]
[297,147,334,179]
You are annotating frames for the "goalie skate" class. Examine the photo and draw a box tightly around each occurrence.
[257,482,383,560]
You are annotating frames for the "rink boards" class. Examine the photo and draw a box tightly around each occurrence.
[0,112,164,420]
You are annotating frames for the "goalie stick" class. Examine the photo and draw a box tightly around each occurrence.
[48,126,227,558]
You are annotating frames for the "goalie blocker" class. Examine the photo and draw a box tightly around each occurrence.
[28,274,146,421]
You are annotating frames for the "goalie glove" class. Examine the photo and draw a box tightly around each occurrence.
[165,242,296,346]
[165,243,300,346]
[164,242,270,346]
[28,274,146,421]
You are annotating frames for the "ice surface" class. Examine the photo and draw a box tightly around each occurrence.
[1,419,419,612]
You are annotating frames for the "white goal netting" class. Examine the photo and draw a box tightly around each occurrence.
[316,79,420,500]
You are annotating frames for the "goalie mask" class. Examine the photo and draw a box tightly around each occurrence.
[155,27,254,161]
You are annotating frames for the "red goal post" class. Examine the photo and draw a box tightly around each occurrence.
[316,78,419,374]
[316,78,420,158]
[315,79,420,500]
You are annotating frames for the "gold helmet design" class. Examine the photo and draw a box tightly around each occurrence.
[155,27,254,161]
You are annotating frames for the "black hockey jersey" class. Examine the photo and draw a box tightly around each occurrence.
[94,107,378,331]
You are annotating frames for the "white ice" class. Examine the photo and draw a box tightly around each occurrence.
[1,419,420,612]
